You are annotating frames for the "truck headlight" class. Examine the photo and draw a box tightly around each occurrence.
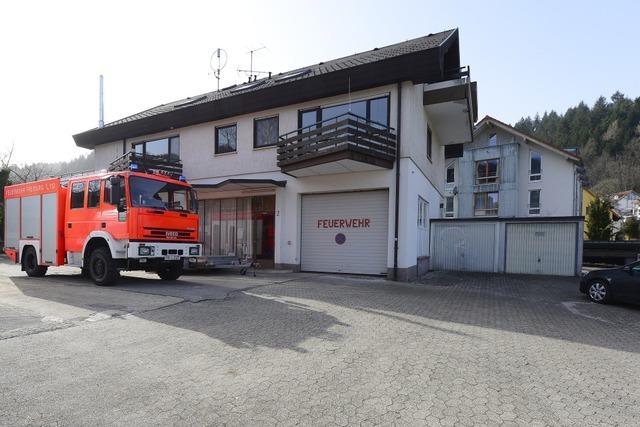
[189,246,200,256]
[138,246,153,256]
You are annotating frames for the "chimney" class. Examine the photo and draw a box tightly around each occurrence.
[99,75,104,128]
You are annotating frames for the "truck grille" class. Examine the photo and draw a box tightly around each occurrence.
[143,227,194,240]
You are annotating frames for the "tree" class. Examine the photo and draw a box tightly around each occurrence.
[621,217,640,240]
[585,198,614,241]
[515,91,640,195]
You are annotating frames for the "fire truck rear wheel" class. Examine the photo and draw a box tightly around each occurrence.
[157,264,182,281]
[23,247,48,277]
[89,247,119,286]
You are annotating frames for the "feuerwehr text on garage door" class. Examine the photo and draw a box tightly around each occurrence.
[300,190,389,275]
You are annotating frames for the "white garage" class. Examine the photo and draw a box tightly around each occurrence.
[431,222,497,272]
[300,190,389,275]
[430,218,583,276]
[505,222,578,276]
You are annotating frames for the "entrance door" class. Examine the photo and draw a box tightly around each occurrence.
[198,195,275,266]
[252,195,275,268]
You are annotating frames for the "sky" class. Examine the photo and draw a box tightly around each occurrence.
[1,0,639,164]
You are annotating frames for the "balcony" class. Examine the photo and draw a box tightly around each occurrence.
[277,113,396,177]
[423,66,478,152]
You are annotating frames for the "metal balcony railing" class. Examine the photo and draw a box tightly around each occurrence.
[277,113,396,169]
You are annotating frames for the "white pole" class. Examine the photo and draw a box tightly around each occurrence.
[99,74,104,128]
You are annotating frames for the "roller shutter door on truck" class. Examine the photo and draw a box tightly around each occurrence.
[300,190,388,275]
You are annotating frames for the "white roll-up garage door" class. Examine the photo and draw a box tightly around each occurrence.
[505,222,577,276]
[301,190,389,275]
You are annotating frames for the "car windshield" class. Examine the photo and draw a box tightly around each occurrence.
[129,176,197,212]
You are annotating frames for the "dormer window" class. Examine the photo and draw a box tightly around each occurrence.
[530,151,542,181]
[488,132,497,146]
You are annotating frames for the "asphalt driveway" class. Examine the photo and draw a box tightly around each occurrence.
[1,261,640,426]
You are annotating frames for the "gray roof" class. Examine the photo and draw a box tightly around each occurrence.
[102,30,455,129]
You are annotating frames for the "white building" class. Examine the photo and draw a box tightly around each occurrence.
[74,29,478,281]
[443,116,583,219]
[610,190,640,220]
[430,116,584,276]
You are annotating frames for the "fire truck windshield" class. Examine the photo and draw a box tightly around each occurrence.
[129,176,197,213]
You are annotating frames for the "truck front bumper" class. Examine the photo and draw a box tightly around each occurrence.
[127,241,202,263]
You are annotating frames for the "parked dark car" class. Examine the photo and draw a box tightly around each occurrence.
[580,262,640,304]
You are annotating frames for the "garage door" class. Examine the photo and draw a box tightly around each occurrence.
[301,191,388,275]
[505,223,577,276]
[431,222,498,272]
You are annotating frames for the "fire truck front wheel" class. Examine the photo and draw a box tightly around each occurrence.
[22,247,48,277]
[88,247,120,286]
[157,263,182,281]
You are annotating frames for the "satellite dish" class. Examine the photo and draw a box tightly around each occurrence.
[210,48,228,91]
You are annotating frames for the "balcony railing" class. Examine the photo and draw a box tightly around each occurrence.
[277,113,396,174]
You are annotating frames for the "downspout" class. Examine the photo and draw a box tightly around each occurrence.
[393,81,402,280]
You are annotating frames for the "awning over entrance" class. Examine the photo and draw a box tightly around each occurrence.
[192,179,286,192]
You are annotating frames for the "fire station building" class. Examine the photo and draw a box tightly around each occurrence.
[74,29,477,280]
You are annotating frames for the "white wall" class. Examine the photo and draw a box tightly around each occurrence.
[470,126,579,218]
[397,157,442,268]
[94,140,123,170]
[400,82,445,196]
[516,140,578,217]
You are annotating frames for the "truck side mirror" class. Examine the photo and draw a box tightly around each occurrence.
[117,197,127,213]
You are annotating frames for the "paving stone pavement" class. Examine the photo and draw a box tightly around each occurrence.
[1,266,640,426]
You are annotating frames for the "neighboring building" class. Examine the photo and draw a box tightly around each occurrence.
[431,116,585,277]
[443,115,583,219]
[610,190,640,220]
[73,29,478,281]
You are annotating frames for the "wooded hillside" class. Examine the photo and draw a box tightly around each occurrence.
[514,92,640,195]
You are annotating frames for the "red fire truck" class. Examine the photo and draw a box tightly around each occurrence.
[3,153,201,285]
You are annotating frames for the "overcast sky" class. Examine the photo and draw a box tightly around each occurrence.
[1,0,638,164]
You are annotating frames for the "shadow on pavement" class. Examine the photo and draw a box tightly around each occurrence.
[9,271,349,352]
[252,272,640,354]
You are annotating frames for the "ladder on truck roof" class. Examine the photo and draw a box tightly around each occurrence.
[108,151,184,179]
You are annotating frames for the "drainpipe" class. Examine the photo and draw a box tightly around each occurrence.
[393,81,402,280]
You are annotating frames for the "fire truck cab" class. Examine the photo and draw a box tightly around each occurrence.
[4,153,201,285]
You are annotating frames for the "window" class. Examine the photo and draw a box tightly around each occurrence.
[215,124,237,154]
[104,178,112,204]
[445,197,455,218]
[70,182,85,209]
[132,136,180,162]
[298,95,390,129]
[529,189,541,215]
[488,132,497,146]
[417,197,429,257]
[129,176,198,213]
[446,164,455,183]
[87,180,100,208]
[476,159,499,184]
[254,116,279,148]
[417,197,429,228]
[474,192,499,216]
[530,151,542,181]
[427,125,432,161]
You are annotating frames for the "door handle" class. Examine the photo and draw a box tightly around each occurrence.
[101,222,106,228]
[67,223,72,229]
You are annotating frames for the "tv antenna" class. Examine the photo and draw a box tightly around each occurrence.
[209,48,228,91]
[237,46,270,82]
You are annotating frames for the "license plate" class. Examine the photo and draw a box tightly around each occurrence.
[164,255,180,261]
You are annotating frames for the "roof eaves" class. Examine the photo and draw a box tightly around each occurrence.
[475,115,581,162]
